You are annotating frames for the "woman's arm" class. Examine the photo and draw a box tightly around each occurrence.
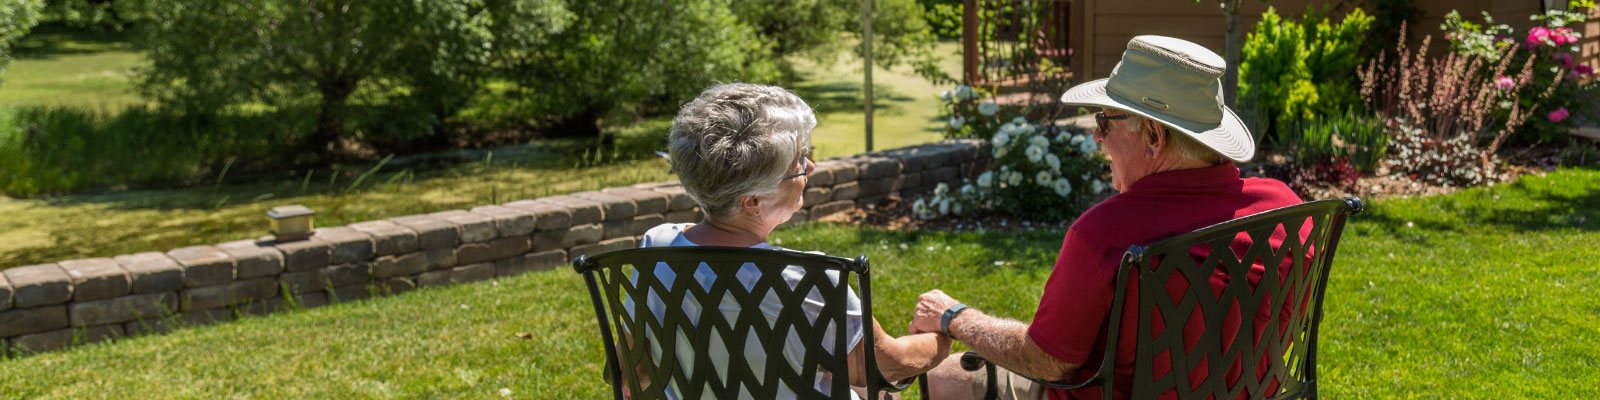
[846,317,953,385]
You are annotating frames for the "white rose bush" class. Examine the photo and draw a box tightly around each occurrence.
[924,87,1112,221]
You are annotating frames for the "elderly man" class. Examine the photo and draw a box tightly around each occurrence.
[908,36,1302,399]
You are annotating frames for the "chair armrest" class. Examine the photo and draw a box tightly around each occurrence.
[957,351,1104,392]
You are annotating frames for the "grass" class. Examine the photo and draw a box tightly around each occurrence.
[0,24,145,111]
[3,168,1598,398]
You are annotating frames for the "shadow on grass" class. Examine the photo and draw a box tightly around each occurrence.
[11,23,135,60]
[1349,168,1600,245]
[790,81,918,116]
[808,224,1065,277]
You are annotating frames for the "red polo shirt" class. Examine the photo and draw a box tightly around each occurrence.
[1026,162,1302,400]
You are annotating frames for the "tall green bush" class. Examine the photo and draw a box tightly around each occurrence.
[135,0,494,156]
[1239,6,1371,142]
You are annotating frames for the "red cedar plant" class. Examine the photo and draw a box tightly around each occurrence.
[1357,23,1564,181]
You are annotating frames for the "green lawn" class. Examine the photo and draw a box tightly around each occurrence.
[3,168,1597,398]
[0,24,145,110]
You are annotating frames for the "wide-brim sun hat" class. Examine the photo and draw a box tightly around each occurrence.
[1060,35,1254,163]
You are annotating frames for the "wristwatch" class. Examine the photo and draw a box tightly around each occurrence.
[941,303,970,339]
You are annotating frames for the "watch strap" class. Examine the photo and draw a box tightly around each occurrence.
[941,303,970,339]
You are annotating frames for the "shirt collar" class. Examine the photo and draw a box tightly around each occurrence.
[1124,162,1240,193]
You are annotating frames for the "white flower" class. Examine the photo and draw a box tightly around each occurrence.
[949,116,966,130]
[1091,179,1106,194]
[940,90,953,101]
[953,202,963,215]
[960,183,976,197]
[1069,134,1084,145]
[500,388,513,397]
[977,171,993,188]
[1045,153,1061,171]
[1025,145,1045,163]
[1001,123,1016,136]
[978,102,1000,116]
[913,198,928,214]
[1052,178,1073,197]
[1019,123,1035,135]
[934,182,950,198]
[1029,136,1050,149]
[1007,171,1023,186]
[1056,131,1073,143]
[1035,171,1053,187]
[1079,139,1098,155]
[938,198,951,215]
[1012,116,1027,125]
[955,85,974,100]
[992,131,1010,148]
[993,147,1008,159]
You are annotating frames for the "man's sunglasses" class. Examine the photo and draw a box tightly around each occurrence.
[1094,112,1129,134]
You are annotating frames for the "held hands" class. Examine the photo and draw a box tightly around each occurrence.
[909,289,963,336]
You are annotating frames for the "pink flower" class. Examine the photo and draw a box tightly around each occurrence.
[1577,65,1595,77]
[1553,28,1579,45]
[1527,27,1553,47]
[1494,75,1515,90]
[1549,107,1570,122]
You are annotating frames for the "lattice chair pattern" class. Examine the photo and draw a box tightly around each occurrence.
[574,246,911,399]
[960,197,1363,400]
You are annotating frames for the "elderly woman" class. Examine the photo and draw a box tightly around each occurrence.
[626,83,950,398]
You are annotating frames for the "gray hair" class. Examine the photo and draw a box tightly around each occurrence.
[668,83,814,222]
[1125,114,1223,165]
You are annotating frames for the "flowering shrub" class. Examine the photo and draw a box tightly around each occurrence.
[1441,1,1598,144]
[1385,121,1496,187]
[917,106,1110,221]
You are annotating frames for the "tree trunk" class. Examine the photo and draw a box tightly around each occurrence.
[309,80,357,156]
[1222,0,1241,108]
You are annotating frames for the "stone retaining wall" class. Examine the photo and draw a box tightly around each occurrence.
[0,139,987,355]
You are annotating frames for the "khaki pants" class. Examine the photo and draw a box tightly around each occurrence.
[970,364,1049,400]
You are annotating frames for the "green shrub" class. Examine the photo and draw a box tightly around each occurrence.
[1239,6,1372,143]
[1281,110,1389,173]
[134,0,493,156]
[0,105,300,196]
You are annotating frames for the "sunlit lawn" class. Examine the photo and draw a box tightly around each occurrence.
[2,168,1598,398]
[0,24,145,111]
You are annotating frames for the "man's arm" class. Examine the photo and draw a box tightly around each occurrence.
[910,289,1080,382]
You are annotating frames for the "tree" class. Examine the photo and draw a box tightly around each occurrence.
[1197,0,1267,108]
[490,0,780,137]
[490,0,942,137]
[0,0,44,80]
[135,0,494,157]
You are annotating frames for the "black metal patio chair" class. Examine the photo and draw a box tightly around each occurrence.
[959,197,1364,400]
[574,246,912,399]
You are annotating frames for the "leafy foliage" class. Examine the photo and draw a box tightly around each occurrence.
[1238,6,1372,140]
[1441,1,1597,144]
[1281,110,1389,173]
[925,88,1109,221]
[0,0,43,79]
[134,0,495,156]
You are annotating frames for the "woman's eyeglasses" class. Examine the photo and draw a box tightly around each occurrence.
[1095,112,1129,135]
[780,148,814,181]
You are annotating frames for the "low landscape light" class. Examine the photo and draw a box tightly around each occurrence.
[267,205,316,242]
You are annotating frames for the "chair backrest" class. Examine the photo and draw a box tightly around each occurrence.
[573,246,894,400]
[1091,197,1363,400]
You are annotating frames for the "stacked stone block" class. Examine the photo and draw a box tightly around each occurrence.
[0,139,985,355]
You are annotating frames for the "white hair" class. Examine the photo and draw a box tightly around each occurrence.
[1124,114,1223,165]
[668,83,814,222]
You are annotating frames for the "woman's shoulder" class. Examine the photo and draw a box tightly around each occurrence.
[640,223,696,248]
